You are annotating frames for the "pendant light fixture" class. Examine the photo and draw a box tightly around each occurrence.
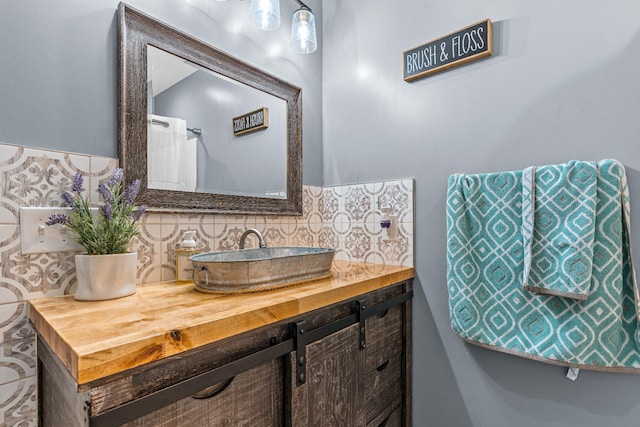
[290,0,317,54]
[245,0,317,53]
[249,0,281,31]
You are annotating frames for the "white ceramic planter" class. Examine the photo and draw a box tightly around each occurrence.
[74,252,137,301]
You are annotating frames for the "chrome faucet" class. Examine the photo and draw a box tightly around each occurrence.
[239,228,267,249]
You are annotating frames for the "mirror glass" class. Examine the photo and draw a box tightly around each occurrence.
[118,3,302,214]
[147,46,288,198]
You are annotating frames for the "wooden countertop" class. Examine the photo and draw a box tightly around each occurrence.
[28,261,414,386]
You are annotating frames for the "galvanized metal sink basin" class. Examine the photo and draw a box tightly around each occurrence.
[190,247,335,294]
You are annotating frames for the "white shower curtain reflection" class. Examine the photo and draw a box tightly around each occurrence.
[180,137,198,191]
[147,114,197,192]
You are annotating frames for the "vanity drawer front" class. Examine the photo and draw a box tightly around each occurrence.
[122,358,283,427]
[365,303,403,370]
[365,353,402,424]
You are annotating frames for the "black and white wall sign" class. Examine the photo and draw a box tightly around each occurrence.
[403,19,492,82]
[232,107,269,136]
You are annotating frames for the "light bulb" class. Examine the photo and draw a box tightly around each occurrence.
[290,8,317,54]
[249,0,281,31]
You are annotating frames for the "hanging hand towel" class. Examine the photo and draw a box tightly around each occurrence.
[521,160,598,300]
[446,159,640,373]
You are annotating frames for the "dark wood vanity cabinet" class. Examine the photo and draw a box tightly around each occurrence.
[37,280,412,427]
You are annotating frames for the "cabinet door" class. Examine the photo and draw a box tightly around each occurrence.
[123,358,283,426]
[288,323,366,427]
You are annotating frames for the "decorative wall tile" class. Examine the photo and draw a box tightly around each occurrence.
[319,187,341,221]
[3,223,75,300]
[216,225,246,251]
[301,186,317,218]
[344,186,373,221]
[0,377,37,426]
[0,302,37,425]
[319,226,340,249]
[262,227,287,247]
[168,212,216,226]
[0,303,35,386]
[12,251,76,298]
[345,226,372,259]
[132,225,163,284]
[140,212,163,225]
[0,146,85,232]
[0,226,26,303]
[9,147,90,209]
[0,144,20,165]
[290,226,315,247]
[0,204,16,225]
[378,232,411,265]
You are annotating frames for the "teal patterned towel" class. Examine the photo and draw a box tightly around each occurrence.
[447,159,640,372]
[522,161,598,300]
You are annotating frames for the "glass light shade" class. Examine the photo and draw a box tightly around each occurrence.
[249,0,280,31]
[290,8,317,54]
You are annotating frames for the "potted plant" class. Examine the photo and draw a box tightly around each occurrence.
[46,168,147,300]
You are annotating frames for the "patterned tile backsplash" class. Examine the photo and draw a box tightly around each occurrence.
[0,142,414,424]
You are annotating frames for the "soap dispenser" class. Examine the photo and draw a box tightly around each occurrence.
[176,230,201,283]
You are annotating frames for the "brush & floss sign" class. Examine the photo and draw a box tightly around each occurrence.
[403,19,492,82]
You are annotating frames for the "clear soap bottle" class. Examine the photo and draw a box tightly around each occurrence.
[176,230,201,283]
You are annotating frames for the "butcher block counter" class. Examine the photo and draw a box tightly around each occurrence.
[29,260,414,426]
[28,260,414,386]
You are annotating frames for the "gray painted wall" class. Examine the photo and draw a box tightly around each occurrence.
[0,0,323,186]
[323,1,640,426]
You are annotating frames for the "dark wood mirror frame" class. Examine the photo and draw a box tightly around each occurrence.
[117,3,302,215]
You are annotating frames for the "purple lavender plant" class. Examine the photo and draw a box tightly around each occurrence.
[46,169,147,255]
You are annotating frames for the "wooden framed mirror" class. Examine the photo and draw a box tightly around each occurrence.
[117,3,302,214]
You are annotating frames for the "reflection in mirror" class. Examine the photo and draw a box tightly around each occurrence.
[146,46,287,198]
[118,3,302,214]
